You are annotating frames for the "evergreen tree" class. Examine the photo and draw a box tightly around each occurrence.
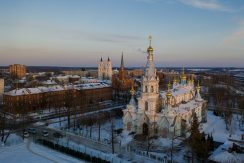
[189,112,202,162]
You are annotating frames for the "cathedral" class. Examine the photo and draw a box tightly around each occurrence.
[123,37,207,138]
[98,57,112,80]
[112,53,134,103]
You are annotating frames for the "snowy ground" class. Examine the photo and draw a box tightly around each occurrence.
[0,134,84,163]
[49,116,123,143]
[201,111,243,143]
[209,141,244,163]
[201,111,244,162]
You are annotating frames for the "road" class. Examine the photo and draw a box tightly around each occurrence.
[38,126,112,153]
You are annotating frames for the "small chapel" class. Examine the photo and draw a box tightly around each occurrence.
[122,36,207,138]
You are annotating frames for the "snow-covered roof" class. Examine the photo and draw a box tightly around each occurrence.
[209,141,244,163]
[170,100,202,115]
[4,82,111,96]
[42,80,57,85]
[160,84,194,98]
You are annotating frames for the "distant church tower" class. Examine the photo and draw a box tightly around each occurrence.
[98,57,112,80]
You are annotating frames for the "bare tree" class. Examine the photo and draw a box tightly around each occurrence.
[224,109,232,132]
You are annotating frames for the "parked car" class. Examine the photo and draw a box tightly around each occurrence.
[42,131,49,137]
[28,128,37,134]
[23,131,29,138]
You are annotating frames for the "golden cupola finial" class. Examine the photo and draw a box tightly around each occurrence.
[196,80,201,91]
[130,85,135,96]
[166,80,172,98]
[181,67,186,80]
[147,35,153,53]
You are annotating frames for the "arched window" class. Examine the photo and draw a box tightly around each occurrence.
[127,122,132,131]
[145,86,148,93]
[151,86,154,93]
[145,101,149,111]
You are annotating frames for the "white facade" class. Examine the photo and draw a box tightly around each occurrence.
[0,79,4,104]
[123,39,207,138]
[98,57,112,80]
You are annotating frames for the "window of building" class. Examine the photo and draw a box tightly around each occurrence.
[127,122,132,131]
[145,101,148,111]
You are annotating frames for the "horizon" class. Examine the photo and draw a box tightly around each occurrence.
[0,0,244,67]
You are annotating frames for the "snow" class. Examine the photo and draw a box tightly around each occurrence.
[4,82,111,96]
[0,135,84,163]
[63,117,123,142]
[187,68,211,71]
[201,111,243,143]
[209,141,244,163]
[4,134,23,146]
[160,84,194,98]
[155,137,181,148]
[120,131,133,147]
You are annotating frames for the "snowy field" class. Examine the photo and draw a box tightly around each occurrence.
[49,116,123,143]
[201,111,244,162]
[209,141,244,163]
[0,135,84,163]
[201,111,243,143]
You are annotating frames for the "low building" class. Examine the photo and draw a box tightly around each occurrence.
[3,82,112,114]
[128,69,144,77]
[69,75,80,83]
[9,64,26,79]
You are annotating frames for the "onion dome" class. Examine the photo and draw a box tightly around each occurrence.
[166,81,172,98]
[147,46,153,53]
[147,35,153,53]
[180,67,187,80]
[196,80,201,91]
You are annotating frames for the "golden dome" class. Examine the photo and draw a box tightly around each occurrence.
[166,81,172,98]
[147,46,153,52]
[180,67,186,80]
[166,91,172,98]
[196,80,201,91]
[181,75,186,80]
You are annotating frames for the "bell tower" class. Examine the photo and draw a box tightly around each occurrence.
[138,36,159,114]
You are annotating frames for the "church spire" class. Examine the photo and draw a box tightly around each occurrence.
[147,35,153,61]
[119,52,125,80]
[121,52,124,70]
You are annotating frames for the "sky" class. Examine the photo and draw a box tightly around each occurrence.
[0,0,244,67]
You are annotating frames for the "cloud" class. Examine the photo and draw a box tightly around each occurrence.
[177,0,231,11]
[222,21,244,47]
[134,0,232,12]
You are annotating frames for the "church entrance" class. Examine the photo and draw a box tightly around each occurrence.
[162,128,168,138]
[142,123,149,136]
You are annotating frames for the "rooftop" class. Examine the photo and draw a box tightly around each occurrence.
[4,82,110,96]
